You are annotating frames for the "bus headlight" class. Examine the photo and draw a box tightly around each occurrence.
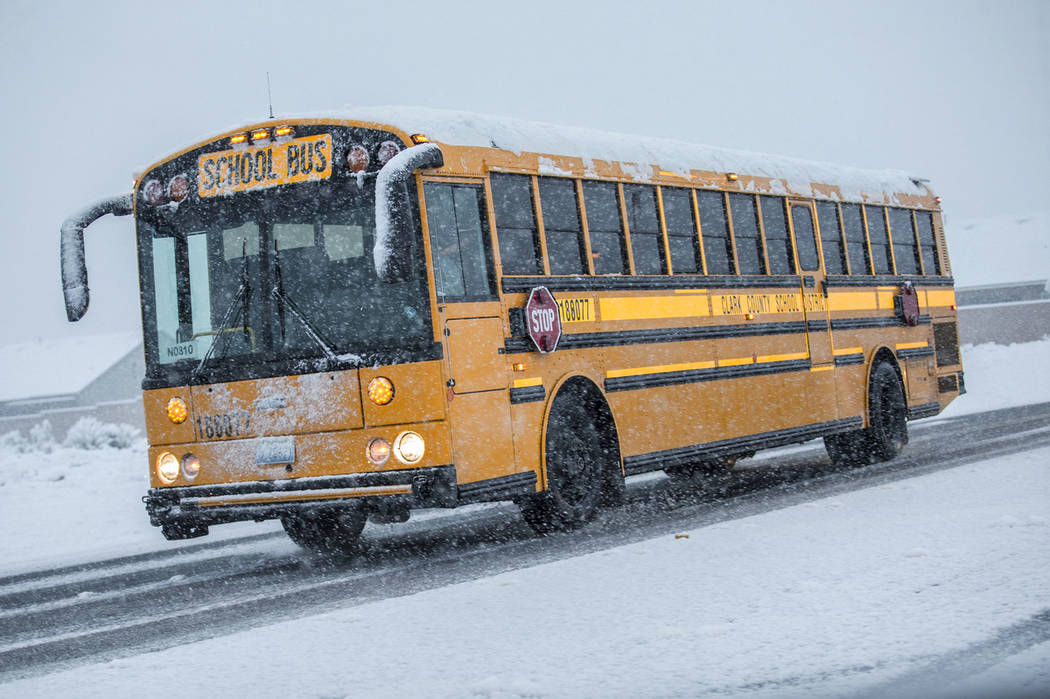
[156,452,180,484]
[367,377,394,405]
[167,396,188,424]
[394,431,425,464]
[367,438,391,465]
[181,453,201,481]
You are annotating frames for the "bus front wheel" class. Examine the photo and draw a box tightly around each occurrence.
[520,384,621,534]
[281,505,366,557]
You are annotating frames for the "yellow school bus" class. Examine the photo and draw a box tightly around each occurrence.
[59,108,962,552]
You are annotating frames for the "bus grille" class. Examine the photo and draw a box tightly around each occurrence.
[933,322,960,366]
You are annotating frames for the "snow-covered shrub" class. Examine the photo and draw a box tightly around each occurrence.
[0,430,26,453]
[0,421,58,453]
[28,420,56,453]
[64,416,140,450]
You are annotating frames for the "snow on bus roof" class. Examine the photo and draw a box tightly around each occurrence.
[299,106,930,204]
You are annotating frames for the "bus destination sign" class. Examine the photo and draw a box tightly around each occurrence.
[197,133,333,198]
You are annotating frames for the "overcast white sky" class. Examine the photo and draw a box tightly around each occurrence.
[1,0,1047,344]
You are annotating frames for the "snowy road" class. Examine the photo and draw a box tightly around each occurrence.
[2,401,1048,688]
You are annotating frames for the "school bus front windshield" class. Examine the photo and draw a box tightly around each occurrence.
[138,176,431,381]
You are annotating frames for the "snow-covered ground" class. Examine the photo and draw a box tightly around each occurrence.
[1,336,1048,696]
[3,431,1048,698]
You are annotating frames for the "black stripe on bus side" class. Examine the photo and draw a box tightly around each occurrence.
[501,274,803,294]
[623,417,864,475]
[907,402,941,420]
[831,314,931,331]
[504,320,811,354]
[834,353,866,367]
[457,471,537,504]
[897,347,935,361]
[509,385,546,404]
[605,358,811,394]
[825,275,955,288]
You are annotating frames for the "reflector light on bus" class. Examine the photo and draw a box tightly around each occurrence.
[346,145,370,173]
[168,175,190,202]
[935,196,942,204]
[726,172,739,182]
[250,128,270,142]
[273,125,294,139]
[377,141,401,166]
[142,179,165,206]
[410,133,429,144]
[229,133,249,146]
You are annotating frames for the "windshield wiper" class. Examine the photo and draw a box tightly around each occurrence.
[271,242,337,362]
[192,240,251,380]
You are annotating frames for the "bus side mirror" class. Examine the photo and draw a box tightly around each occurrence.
[374,143,443,283]
[60,193,134,321]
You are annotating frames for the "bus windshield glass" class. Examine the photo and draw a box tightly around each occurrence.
[139,176,429,375]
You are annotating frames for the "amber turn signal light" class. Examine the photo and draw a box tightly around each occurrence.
[367,377,394,405]
[167,396,188,424]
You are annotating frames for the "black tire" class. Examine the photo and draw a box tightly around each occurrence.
[281,505,367,557]
[867,361,908,462]
[823,430,870,465]
[824,361,907,465]
[520,384,621,534]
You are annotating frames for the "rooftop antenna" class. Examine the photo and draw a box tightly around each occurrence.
[266,72,274,119]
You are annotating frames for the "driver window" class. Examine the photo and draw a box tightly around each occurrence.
[424,183,496,300]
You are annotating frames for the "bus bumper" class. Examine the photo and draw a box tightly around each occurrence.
[144,464,457,539]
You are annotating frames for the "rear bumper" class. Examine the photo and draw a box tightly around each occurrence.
[144,464,457,532]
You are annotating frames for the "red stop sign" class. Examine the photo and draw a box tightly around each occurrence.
[525,286,562,353]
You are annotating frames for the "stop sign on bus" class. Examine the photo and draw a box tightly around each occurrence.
[525,286,561,353]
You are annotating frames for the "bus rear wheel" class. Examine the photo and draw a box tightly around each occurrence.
[824,361,907,465]
[281,505,366,557]
[866,361,908,462]
[520,384,621,534]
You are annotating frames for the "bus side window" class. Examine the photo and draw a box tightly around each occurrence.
[538,177,586,275]
[490,173,542,275]
[661,187,700,274]
[623,184,666,274]
[791,206,821,272]
[760,196,794,274]
[424,183,495,299]
[865,205,892,274]
[729,193,765,275]
[915,212,942,276]
[841,203,871,275]
[816,201,846,274]
[697,190,734,274]
[889,207,920,275]
[582,180,628,275]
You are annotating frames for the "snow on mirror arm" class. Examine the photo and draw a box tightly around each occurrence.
[374,143,443,282]
[60,193,134,321]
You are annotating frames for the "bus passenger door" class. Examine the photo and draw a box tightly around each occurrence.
[788,201,837,422]
[423,181,516,486]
